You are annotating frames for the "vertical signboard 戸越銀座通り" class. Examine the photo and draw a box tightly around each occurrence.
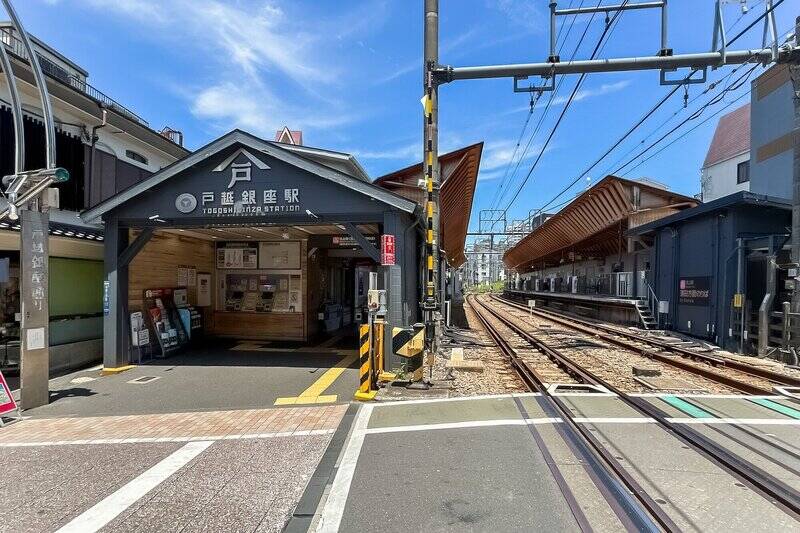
[20,209,50,409]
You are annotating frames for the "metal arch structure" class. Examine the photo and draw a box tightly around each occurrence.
[0,0,70,409]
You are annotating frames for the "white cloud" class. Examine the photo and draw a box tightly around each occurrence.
[353,142,420,161]
[550,80,632,106]
[486,0,545,31]
[499,79,632,116]
[69,0,389,139]
[480,138,546,173]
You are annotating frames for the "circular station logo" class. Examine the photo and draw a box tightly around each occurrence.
[175,193,197,214]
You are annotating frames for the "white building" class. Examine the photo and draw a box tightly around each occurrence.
[700,103,750,202]
[0,23,188,372]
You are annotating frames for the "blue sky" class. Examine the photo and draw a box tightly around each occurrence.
[25,1,797,235]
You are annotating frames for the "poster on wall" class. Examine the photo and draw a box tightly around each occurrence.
[678,277,711,306]
[216,243,258,269]
[177,267,188,286]
[259,241,300,269]
[187,268,197,287]
[197,273,212,307]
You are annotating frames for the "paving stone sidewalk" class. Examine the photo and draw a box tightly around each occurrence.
[0,404,348,445]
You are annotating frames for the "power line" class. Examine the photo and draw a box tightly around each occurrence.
[493,0,605,212]
[488,0,586,212]
[526,0,787,216]
[499,1,630,216]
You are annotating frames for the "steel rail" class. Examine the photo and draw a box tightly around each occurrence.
[479,295,800,520]
[495,294,791,394]
[498,293,800,388]
[468,294,675,532]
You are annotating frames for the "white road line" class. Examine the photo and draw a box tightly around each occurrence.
[364,418,532,434]
[315,404,374,533]
[55,440,213,533]
[629,393,785,399]
[0,429,335,448]
[573,417,656,424]
[371,392,539,407]
[667,418,800,425]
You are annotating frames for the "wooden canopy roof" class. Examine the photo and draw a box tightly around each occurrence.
[503,176,697,272]
[375,142,483,267]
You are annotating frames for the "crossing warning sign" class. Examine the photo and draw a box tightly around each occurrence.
[0,370,19,419]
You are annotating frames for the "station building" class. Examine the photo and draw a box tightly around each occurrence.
[81,130,479,371]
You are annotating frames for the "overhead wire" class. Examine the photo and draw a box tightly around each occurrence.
[492,0,603,212]
[527,0,787,216]
[488,0,586,212]
[498,0,630,217]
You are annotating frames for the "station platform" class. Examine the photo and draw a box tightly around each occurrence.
[311,393,800,532]
[504,289,643,326]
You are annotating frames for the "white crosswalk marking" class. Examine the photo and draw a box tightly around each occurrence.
[55,440,213,533]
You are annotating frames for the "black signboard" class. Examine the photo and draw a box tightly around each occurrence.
[678,276,711,306]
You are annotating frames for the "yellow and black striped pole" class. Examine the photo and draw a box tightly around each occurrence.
[354,323,377,401]
[419,1,439,391]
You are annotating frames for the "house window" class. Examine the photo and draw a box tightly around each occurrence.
[125,149,148,165]
[737,160,750,184]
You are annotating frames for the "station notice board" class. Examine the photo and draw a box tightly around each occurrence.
[0,370,18,417]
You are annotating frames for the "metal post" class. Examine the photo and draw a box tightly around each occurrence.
[0,40,23,173]
[419,0,439,388]
[2,0,60,409]
[791,17,800,319]
[660,0,669,55]
[2,0,55,170]
[549,2,558,63]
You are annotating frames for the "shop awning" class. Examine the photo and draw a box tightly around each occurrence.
[374,142,483,267]
[503,175,698,272]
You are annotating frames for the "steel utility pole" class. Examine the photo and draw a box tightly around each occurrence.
[792,16,800,318]
[0,0,69,409]
[418,0,439,387]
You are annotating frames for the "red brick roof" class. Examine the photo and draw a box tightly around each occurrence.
[703,103,750,168]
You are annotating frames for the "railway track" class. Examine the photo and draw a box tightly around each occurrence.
[467,293,800,525]
[493,294,800,395]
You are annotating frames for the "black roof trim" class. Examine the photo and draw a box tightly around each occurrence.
[627,191,791,236]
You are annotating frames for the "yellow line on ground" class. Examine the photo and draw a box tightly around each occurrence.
[274,352,358,406]
[101,365,136,375]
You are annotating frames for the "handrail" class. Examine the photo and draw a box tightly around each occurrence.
[645,279,660,329]
[0,27,149,126]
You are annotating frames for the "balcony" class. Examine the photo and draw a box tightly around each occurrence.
[0,27,149,126]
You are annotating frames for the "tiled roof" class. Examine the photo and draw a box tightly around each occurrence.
[703,103,750,168]
[275,127,303,145]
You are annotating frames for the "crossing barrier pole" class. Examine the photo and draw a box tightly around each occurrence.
[354,324,377,401]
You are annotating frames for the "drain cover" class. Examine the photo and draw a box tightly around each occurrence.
[127,376,161,384]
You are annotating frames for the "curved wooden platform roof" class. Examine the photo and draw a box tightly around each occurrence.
[503,175,697,273]
[374,142,483,267]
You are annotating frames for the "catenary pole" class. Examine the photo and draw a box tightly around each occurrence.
[792,16,800,316]
[419,0,439,386]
